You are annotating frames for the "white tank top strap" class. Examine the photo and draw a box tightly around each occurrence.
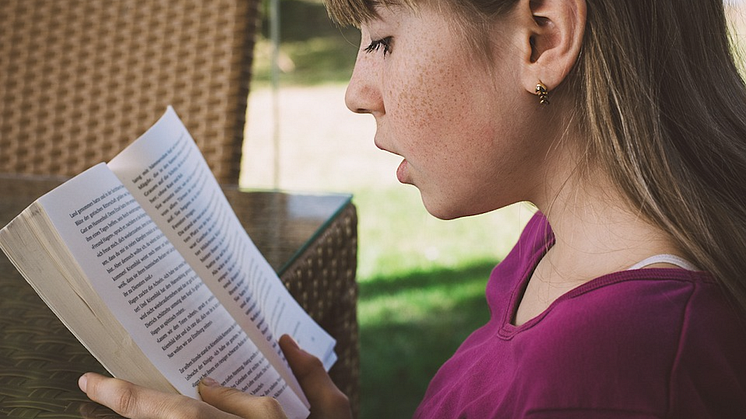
[628,254,699,271]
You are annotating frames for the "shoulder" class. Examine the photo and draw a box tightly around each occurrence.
[666,277,746,418]
[523,272,746,417]
[539,270,745,367]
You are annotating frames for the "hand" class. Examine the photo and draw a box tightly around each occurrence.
[78,372,287,418]
[77,334,352,419]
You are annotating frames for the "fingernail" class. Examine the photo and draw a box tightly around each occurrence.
[78,374,88,393]
[201,377,220,387]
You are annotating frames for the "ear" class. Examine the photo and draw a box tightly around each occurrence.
[517,0,586,95]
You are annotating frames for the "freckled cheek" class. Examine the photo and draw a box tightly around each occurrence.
[384,81,452,150]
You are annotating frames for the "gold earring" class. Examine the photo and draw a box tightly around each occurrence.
[535,81,550,105]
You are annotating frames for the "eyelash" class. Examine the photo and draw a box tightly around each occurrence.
[364,36,393,56]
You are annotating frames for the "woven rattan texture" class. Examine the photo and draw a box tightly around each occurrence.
[0,0,257,184]
[0,251,119,418]
[281,203,360,418]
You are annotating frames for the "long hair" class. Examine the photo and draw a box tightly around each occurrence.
[572,1,746,313]
[325,0,746,312]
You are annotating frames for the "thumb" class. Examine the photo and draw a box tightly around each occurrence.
[198,377,287,419]
[279,335,352,419]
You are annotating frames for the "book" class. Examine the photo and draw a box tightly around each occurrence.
[0,107,337,419]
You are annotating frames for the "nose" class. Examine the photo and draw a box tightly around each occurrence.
[345,46,384,116]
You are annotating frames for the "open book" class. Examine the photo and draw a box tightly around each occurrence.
[0,107,336,419]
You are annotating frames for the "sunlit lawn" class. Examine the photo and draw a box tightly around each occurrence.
[358,262,497,418]
[350,186,531,417]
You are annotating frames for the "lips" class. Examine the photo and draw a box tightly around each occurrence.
[374,136,409,183]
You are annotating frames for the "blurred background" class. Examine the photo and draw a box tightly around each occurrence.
[239,1,746,417]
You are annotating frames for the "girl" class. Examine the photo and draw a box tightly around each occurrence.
[80,0,746,417]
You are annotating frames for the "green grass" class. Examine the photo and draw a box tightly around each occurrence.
[252,35,359,86]
[358,262,497,418]
[351,185,529,280]
[348,186,531,418]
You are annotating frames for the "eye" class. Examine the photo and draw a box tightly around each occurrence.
[364,36,393,56]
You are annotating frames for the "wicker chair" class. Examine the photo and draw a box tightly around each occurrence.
[0,0,253,184]
[0,0,359,416]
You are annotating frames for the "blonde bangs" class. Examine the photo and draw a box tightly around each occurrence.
[324,0,421,26]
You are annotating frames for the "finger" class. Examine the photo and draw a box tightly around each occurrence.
[279,335,352,419]
[79,372,235,419]
[198,377,288,419]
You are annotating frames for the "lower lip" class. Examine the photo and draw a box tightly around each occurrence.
[396,159,409,184]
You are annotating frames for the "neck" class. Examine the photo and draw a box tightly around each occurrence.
[514,159,682,326]
[512,110,684,326]
[534,164,680,285]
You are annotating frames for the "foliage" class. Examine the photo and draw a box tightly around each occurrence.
[253,0,359,86]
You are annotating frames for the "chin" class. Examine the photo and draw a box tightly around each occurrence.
[420,192,507,220]
[421,196,473,221]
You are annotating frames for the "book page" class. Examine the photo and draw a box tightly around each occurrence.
[107,108,337,376]
[0,202,175,395]
[38,164,308,419]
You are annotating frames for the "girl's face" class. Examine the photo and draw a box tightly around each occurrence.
[346,5,551,219]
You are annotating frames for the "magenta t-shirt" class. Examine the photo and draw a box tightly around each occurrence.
[414,212,746,418]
